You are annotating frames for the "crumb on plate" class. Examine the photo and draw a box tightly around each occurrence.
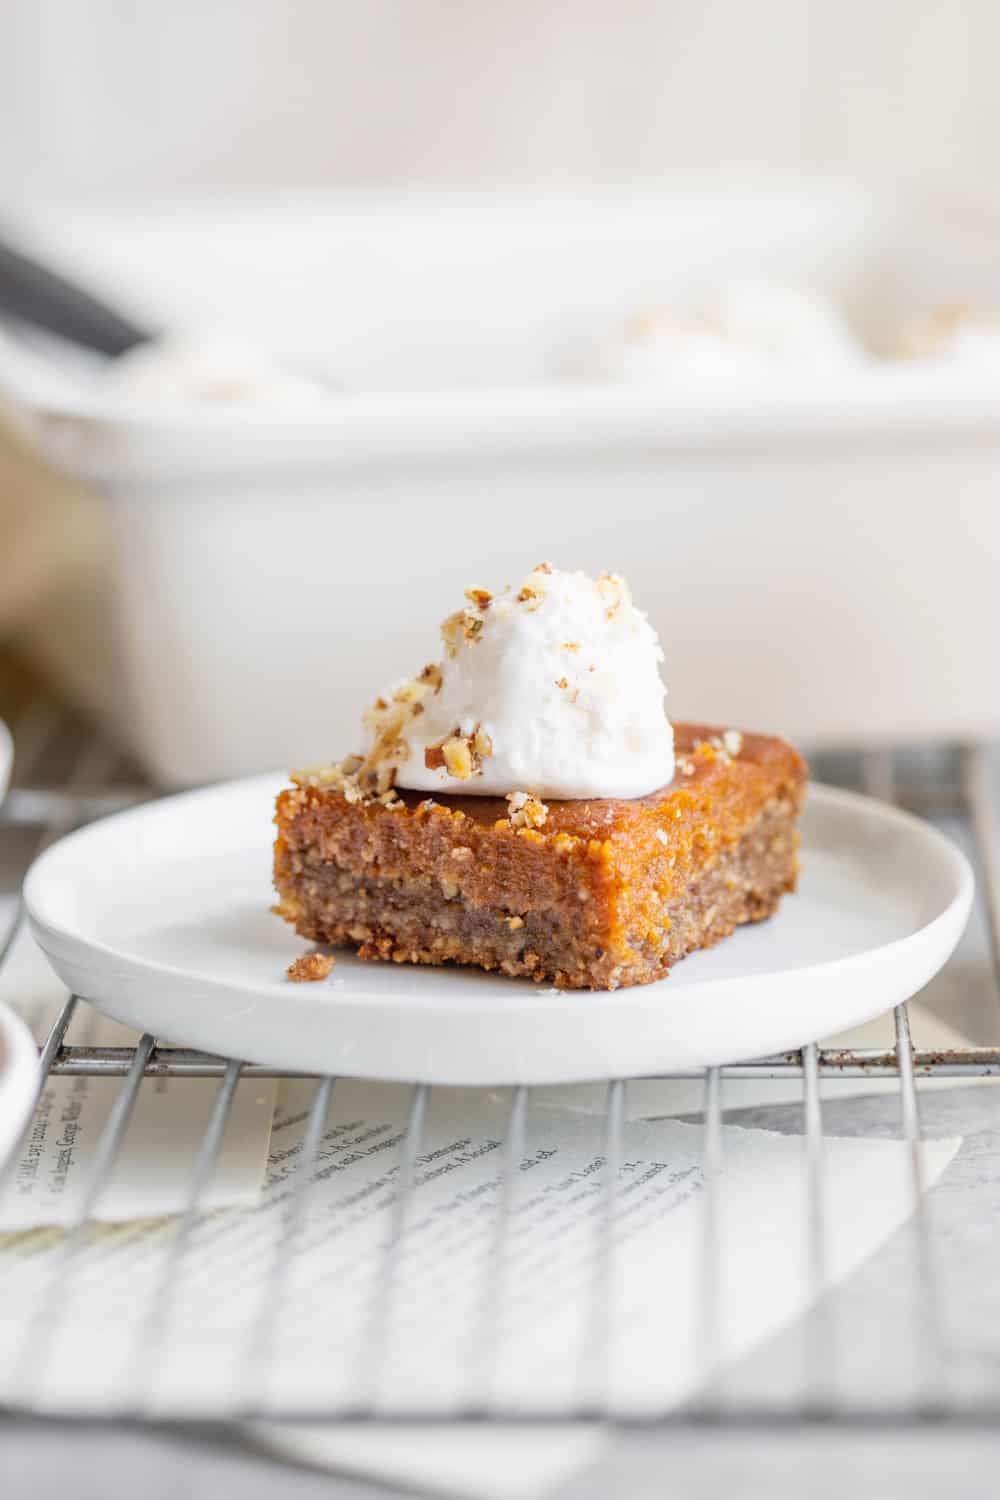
[286,952,336,982]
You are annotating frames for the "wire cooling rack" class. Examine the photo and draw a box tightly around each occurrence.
[2,654,1000,1428]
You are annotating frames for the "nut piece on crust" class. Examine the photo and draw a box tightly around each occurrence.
[425,722,493,780]
[506,790,548,829]
[286,952,335,983]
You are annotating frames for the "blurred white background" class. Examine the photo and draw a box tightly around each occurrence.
[4,0,1000,782]
[1,0,998,198]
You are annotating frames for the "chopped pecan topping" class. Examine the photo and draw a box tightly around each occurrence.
[292,756,369,803]
[698,733,741,766]
[441,735,475,780]
[514,565,550,610]
[897,302,981,359]
[464,587,493,611]
[425,722,493,780]
[441,609,484,657]
[352,661,449,796]
[596,570,631,619]
[506,790,548,829]
[293,734,401,806]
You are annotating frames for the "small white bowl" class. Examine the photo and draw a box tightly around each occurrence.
[1,720,37,1165]
[0,1003,39,1173]
[0,718,11,803]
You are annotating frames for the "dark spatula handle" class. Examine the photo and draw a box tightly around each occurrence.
[0,234,151,357]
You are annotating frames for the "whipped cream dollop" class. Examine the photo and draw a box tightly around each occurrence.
[362,565,674,800]
[602,283,864,383]
[709,283,864,366]
[896,303,1000,367]
[104,333,329,406]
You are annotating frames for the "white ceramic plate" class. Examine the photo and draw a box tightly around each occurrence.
[23,776,973,1086]
[0,1004,40,1171]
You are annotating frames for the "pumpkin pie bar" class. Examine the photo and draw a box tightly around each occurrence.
[273,723,806,992]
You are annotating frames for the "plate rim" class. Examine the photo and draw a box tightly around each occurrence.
[0,1003,40,1171]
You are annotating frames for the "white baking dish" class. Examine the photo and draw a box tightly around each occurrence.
[3,179,1000,785]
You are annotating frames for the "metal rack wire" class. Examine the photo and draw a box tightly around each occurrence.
[2,658,999,1428]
